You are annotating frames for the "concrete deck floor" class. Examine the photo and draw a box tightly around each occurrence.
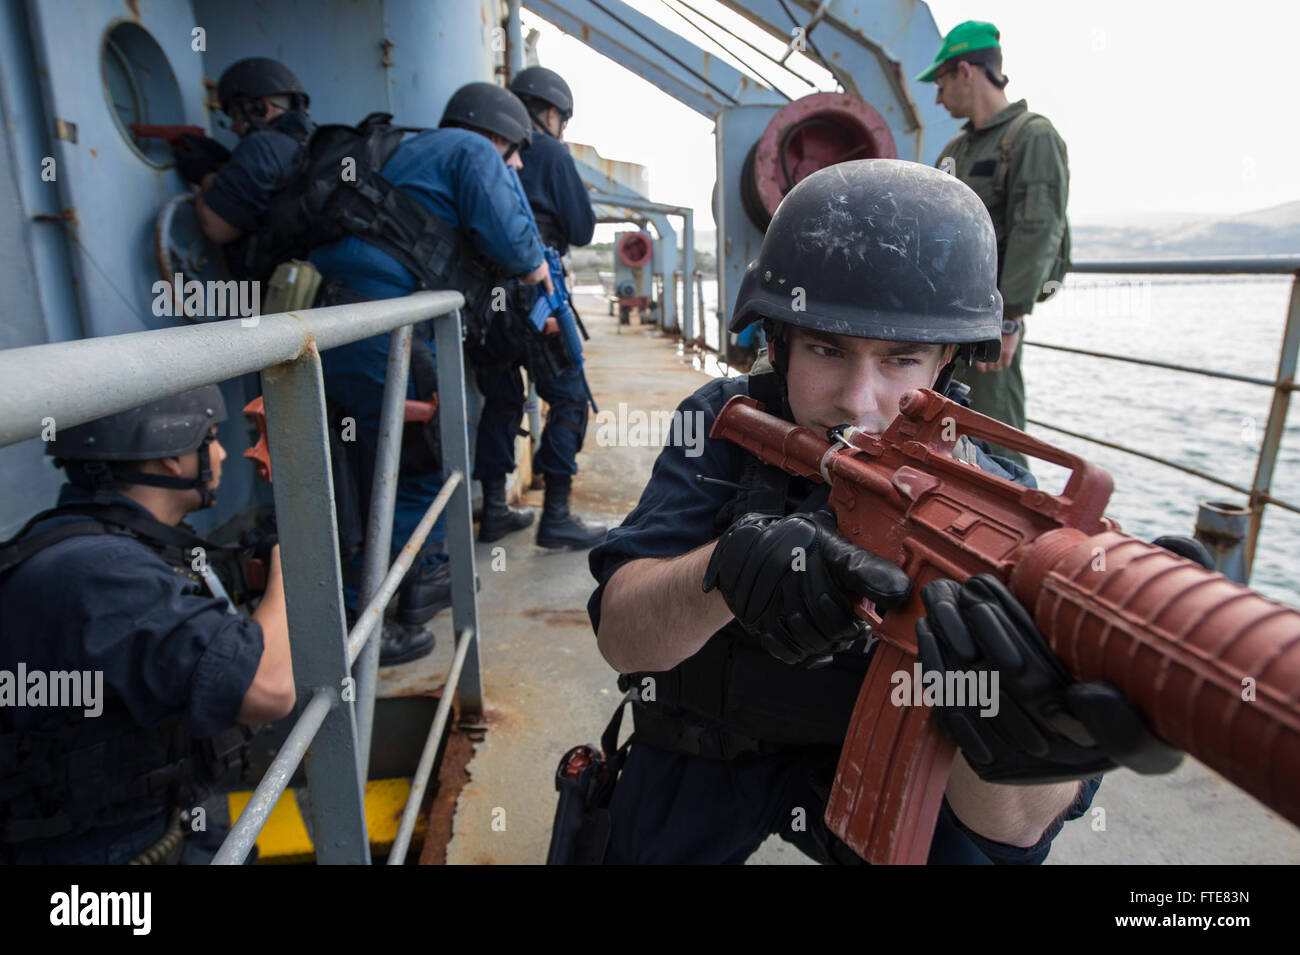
[388,293,1300,865]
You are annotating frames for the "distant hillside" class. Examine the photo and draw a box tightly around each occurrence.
[1072,201,1300,260]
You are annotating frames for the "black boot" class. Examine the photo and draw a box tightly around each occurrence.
[396,559,481,625]
[478,476,534,543]
[536,473,607,550]
[346,608,435,667]
[379,621,436,666]
[395,560,450,626]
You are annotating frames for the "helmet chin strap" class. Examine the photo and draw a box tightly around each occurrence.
[68,436,218,509]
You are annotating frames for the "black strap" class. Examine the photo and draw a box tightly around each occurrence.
[600,690,636,770]
[0,521,115,579]
[0,503,224,581]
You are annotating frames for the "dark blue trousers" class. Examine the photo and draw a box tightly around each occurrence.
[473,337,589,480]
[605,742,1052,865]
[321,329,448,612]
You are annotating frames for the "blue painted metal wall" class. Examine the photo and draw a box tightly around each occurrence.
[0,0,497,537]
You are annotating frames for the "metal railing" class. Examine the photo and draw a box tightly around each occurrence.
[1025,256,1300,579]
[0,290,481,865]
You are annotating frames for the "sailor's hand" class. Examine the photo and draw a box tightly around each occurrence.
[523,260,554,296]
[916,574,1183,784]
[173,133,231,186]
[702,509,911,667]
[977,315,1019,371]
[1152,535,1214,569]
[543,316,560,335]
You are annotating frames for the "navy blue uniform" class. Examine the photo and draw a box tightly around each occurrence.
[515,128,595,256]
[310,128,543,610]
[202,111,312,233]
[587,375,1100,865]
[0,486,263,863]
[474,126,597,482]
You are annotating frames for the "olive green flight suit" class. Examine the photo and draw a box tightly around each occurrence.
[937,99,1070,467]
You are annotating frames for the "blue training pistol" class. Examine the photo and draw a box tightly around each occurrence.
[526,247,598,413]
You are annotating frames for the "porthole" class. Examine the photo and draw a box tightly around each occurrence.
[100,21,184,166]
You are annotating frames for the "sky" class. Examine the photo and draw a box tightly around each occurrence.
[523,0,1298,233]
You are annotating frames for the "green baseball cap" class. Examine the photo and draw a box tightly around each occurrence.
[916,20,1001,82]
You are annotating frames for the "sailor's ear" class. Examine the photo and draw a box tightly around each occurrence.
[157,455,187,478]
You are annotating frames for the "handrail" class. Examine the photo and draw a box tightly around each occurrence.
[0,290,483,865]
[0,291,462,446]
[1070,256,1300,274]
[1027,256,1300,580]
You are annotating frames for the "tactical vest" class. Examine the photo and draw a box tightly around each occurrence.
[532,208,567,256]
[939,110,1071,303]
[618,371,878,760]
[242,113,494,311]
[0,503,251,851]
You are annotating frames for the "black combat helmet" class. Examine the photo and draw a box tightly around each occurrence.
[216,57,310,114]
[47,385,228,508]
[509,66,574,121]
[439,82,533,152]
[731,159,1003,373]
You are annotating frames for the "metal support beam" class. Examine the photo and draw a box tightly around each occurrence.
[577,152,696,338]
[682,207,695,342]
[524,0,785,116]
[507,0,524,77]
[434,309,484,717]
[1246,273,1300,577]
[261,347,370,865]
[355,325,412,778]
[716,0,949,161]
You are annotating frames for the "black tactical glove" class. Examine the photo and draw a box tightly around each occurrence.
[1151,535,1215,570]
[172,133,231,186]
[702,509,912,667]
[240,515,278,565]
[915,573,1183,784]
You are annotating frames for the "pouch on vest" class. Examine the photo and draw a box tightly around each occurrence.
[261,259,323,315]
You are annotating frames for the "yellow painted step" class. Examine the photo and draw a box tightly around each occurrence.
[226,777,425,863]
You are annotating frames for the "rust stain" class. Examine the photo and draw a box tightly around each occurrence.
[417,696,479,865]
[88,148,97,159]
[125,0,140,19]
[519,606,592,627]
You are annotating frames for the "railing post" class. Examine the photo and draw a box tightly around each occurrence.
[1196,501,1252,584]
[1244,271,1300,579]
[682,208,695,343]
[261,347,370,865]
[433,309,484,718]
[355,325,414,779]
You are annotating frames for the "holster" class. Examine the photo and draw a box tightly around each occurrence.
[545,693,634,865]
